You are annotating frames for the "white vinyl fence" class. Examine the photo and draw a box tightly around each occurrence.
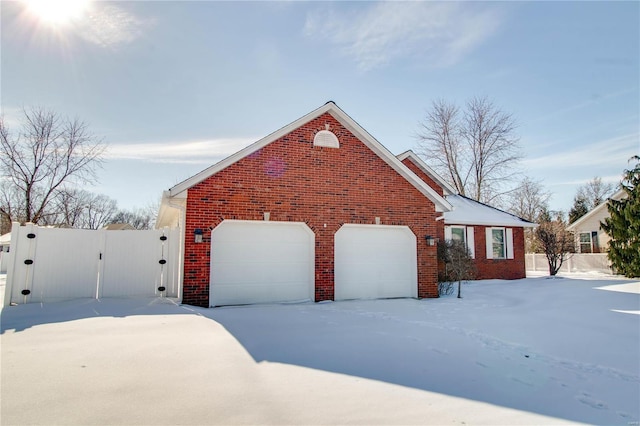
[526,253,613,274]
[4,223,181,306]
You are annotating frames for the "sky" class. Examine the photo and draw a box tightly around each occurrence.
[1,0,638,214]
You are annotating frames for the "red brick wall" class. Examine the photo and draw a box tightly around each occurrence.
[182,113,440,307]
[459,225,527,280]
[400,157,446,242]
[401,157,445,197]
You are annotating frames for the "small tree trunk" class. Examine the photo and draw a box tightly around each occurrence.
[457,280,462,298]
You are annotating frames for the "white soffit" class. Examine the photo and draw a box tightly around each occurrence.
[445,194,536,227]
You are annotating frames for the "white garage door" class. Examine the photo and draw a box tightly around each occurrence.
[210,220,315,307]
[334,224,417,300]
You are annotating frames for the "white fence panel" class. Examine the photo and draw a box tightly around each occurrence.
[101,230,165,298]
[9,223,37,304]
[526,253,613,274]
[4,223,181,305]
[30,228,100,303]
[165,227,181,297]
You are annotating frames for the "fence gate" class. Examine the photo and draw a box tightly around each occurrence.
[4,223,180,305]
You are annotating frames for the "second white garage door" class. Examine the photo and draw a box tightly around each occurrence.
[334,224,417,300]
[210,220,315,307]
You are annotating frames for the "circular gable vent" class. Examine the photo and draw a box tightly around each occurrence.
[313,130,339,148]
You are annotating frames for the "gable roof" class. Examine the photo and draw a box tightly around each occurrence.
[166,102,452,212]
[396,150,457,195]
[444,194,537,228]
[395,151,535,228]
[566,188,626,231]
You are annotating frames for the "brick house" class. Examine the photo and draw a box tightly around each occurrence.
[398,151,536,280]
[157,102,452,307]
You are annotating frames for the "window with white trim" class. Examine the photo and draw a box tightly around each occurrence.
[445,225,475,258]
[451,226,466,244]
[579,232,599,253]
[485,227,514,260]
[492,228,506,259]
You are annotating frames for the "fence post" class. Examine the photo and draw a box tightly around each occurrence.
[95,229,106,299]
[3,223,20,307]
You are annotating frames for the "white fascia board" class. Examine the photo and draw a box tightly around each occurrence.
[166,102,452,213]
[396,150,458,196]
[445,218,538,228]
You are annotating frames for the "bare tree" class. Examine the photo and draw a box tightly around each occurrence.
[535,210,575,276]
[108,205,157,230]
[577,177,615,209]
[507,177,551,222]
[0,208,10,235]
[52,188,118,229]
[437,239,476,298]
[416,96,521,205]
[507,177,550,252]
[83,193,119,229]
[568,177,615,224]
[416,99,466,194]
[0,107,106,226]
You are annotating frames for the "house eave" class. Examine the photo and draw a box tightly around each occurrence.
[396,150,458,196]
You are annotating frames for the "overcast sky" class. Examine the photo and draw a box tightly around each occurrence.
[2,1,638,213]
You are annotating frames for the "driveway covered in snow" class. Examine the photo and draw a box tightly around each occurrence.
[1,275,639,425]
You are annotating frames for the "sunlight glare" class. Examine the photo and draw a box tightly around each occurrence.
[25,0,89,26]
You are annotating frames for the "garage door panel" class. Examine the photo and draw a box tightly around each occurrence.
[210,220,314,306]
[213,282,311,306]
[214,241,310,263]
[213,260,310,284]
[335,224,417,300]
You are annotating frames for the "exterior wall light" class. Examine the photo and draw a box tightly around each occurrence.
[425,235,436,246]
[194,228,203,243]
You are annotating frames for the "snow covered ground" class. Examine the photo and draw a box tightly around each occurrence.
[1,274,638,425]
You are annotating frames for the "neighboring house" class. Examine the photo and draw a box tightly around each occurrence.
[567,189,626,253]
[398,151,536,280]
[157,102,452,307]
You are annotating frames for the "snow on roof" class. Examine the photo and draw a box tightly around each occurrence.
[444,194,536,228]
